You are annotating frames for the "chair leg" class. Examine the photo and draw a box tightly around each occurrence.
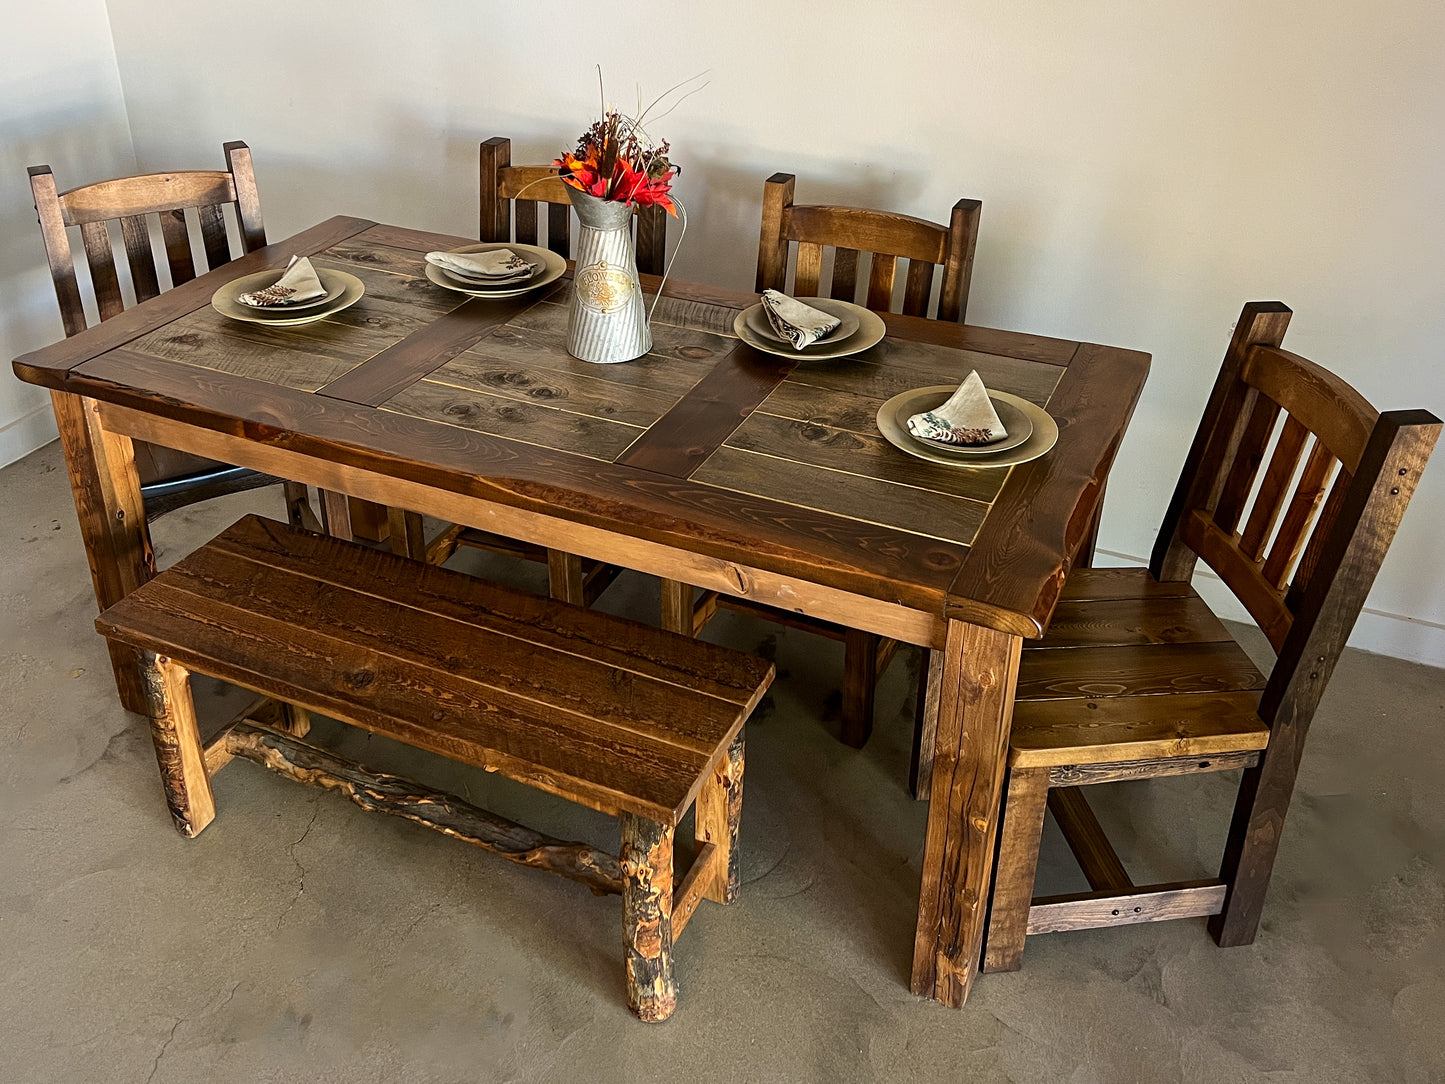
[283,482,322,533]
[840,628,878,748]
[387,508,427,560]
[620,813,677,1022]
[138,650,215,838]
[981,766,1051,972]
[909,649,942,800]
[547,550,586,605]
[660,579,693,635]
[696,730,745,904]
[1210,753,1299,948]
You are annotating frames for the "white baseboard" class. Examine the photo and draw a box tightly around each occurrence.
[0,405,58,469]
[1093,548,1444,670]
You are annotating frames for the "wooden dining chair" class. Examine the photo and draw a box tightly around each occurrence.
[756,172,981,322]
[980,301,1439,972]
[29,142,312,525]
[419,137,675,603]
[663,173,985,748]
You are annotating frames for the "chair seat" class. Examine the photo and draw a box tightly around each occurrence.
[1011,567,1270,768]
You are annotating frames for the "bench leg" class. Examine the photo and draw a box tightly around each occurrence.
[619,814,677,1022]
[138,650,215,838]
[696,729,745,904]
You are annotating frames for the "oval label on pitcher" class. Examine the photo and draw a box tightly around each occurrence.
[574,261,635,314]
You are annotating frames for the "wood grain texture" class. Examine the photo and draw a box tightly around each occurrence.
[616,340,797,476]
[1028,881,1226,934]
[912,620,1021,1007]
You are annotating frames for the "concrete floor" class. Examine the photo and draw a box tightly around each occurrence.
[2,440,1442,1084]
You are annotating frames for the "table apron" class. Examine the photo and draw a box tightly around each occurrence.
[98,401,946,649]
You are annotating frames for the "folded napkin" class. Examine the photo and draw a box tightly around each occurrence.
[426,248,538,283]
[238,256,327,307]
[907,371,1007,445]
[760,289,842,350]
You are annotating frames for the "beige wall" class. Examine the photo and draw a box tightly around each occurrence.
[9,0,1444,663]
[0,0,135,465]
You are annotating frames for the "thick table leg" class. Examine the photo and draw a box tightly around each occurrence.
[50,392,155,714]
[911,620,1022,1007]
[620,813,677,1022]
[696,730,745,904]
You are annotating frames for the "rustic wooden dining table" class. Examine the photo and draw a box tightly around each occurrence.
[13,215,1149,1007]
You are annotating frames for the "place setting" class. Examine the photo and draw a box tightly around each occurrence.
[211,255,365,326]
[734,288,886,360]
[423,243,567,298]
[876,371,1059,467]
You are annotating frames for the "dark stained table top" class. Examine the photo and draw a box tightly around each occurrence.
[15,216,1150,638]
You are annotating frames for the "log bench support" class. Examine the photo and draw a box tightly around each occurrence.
[98,515,772,1023]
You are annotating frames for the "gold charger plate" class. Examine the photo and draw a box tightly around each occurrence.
[734,298,885,360]
[745,298,861,345]
[212,268,364,326]
[877,387,1059,468]
[424,243,567,298]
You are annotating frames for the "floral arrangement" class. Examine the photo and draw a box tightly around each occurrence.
[553,74,705,217]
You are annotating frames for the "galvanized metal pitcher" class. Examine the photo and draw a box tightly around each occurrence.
[566,190,652,364]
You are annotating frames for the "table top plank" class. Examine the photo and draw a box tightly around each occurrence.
[616,342,797,477]
[693,444,992,548]
[418,353,684,429]
[382,377,646,462]
[722,411,1008,506]
[318,292,546,406]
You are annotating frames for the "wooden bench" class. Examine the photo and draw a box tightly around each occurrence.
[94,514,774,1022]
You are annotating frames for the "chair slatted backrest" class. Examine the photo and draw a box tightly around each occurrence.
[478,136,667,276]
[1151,302,1439,728]
[755,172,982,323]
[29,142,266,337]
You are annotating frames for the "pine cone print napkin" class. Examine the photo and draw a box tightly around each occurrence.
[237,256,327,307]
[907,371,1007,445]
[426,248,538,283]
[760,289,842,350]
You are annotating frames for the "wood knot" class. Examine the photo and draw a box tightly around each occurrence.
[343,669,375,690]
[443,402,477,419]
[678,346,713,359]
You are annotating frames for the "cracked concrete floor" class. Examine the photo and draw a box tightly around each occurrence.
[2,441,1443,1084]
